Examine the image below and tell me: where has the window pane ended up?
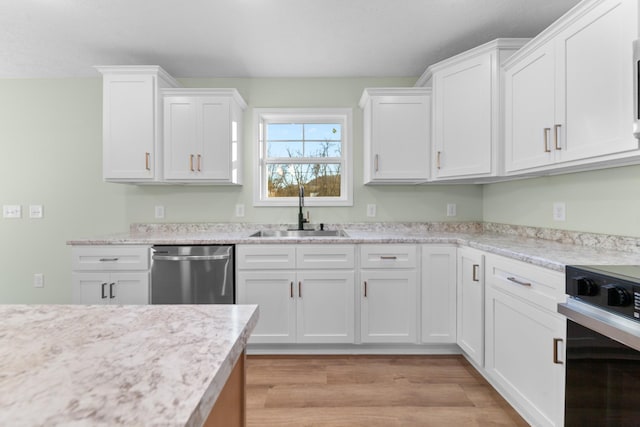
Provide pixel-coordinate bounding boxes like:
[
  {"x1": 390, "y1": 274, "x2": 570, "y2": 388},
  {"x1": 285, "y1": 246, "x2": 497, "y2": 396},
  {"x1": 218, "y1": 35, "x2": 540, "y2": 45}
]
[
  {"x1": 267, "y1": 141, "x2": 303, "y2": 157},
  {"x1": 267, "y1": 123, "x2": 303, "y2": 141},
  {"x1": 304, "y1": 123, "x2": 341, "y2": 141},
  {"x1": 304, "y1": 141, "x2": 342, "y2": 157},
  {"x1": 267, "y1": 163, "x2": 341, "y2": 197}
]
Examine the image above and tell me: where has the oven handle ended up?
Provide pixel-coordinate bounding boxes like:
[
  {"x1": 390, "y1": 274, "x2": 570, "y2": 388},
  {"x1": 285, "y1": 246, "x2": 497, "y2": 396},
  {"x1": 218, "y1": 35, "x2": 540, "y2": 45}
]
[
  {"x1": 558, "y1": 300, "x2": 640, "y2": 352},
  {"x1": 152, "y1": 254, "x2": 230, "y2": 261}
]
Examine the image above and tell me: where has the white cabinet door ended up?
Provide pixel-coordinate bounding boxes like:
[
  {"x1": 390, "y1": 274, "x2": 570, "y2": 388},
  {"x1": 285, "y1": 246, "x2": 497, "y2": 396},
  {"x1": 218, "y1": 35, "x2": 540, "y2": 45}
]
[
  {"x1": 421, "y1": 246, "x2": 457, "y2": 343},
  {"x1": 163, "y1": 90, "x2": 244, "y2": 183},
  {"x1": 73, "y1": 272, "x2": 149, "y2": 305},
  {"x1": 296, "y1": 270, "x2": 355, "y2": 344},
  {"x1": 360, "y1": 88, "x2": 431, "y2": 184},
  {"x1": 112, "y1": 272, "x2": 149, "y2": 304},
  {"x1": 200, "y1": 97, "x2": 232, "y2": 181},
  {"x1": 73, "y1": 272, "x2": 110, "y2": 304},
  {"x1": 504, "y1": 42, "x2": 556, "y2": 173},
  {"x1": 102, "y1": 74, "x2": 156, "y2": 181},
  {"x1": 237, "y1": 271, "x2": 296, "y2": 344},
  {"x1": 457, "y1": 247, "x2": 484, "y2": 366},
  {"x1": 557, "y1": 0, "x2": 638, "y2": 162},
  {"x1": 485, "y1": 286, "x2": 565, "y2": 427},
  {"x1": 163, "y1": 96, "x2": 198, "y2": 180},
  {"x1": 432, "y1": 55, "x2": 492, "y2": 178},
  {"x1": 360, "y1": 270, "x2": 418, "y2": 343}
]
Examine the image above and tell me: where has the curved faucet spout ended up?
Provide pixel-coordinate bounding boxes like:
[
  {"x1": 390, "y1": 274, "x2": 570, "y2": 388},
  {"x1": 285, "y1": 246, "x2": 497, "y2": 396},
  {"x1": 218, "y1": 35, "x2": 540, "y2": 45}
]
[{"x1": 298, "y1": 185, "x2": 306, "y2": 230}]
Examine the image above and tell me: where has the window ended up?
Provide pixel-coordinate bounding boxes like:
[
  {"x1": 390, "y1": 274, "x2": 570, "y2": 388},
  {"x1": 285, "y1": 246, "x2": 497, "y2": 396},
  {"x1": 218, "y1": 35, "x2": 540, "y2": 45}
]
[{"x1": 254, "y1": 108, "x2": 352, "y2": 206}]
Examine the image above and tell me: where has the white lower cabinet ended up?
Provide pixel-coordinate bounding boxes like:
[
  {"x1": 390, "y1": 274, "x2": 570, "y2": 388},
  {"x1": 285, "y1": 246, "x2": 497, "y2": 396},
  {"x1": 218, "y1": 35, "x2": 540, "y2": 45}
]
[
  {"x1": 73, "y1": 272, "x2": 149, "y2": 305},
  {"x1": 71, "y1": 245, "x2": 150, "y2": 304},
  {"x1": 360, "y1": 245, "x2": 418, "y2": 343},
  {"x1": 421, "y1": 246, "x2": 457, "y2": 343},
  {"x1": 456, "y1": 247, "x2": 485, "y2": 366},
  {"x1": 236, "y1": 245, "x2": 355, "y2": 344},
  {"x1": 484, "y1": 253, "x2": 566, "y2": 427}
]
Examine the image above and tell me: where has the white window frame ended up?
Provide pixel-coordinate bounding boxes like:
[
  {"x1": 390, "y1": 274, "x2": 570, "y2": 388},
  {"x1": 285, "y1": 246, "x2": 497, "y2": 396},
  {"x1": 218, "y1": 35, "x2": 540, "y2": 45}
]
[{"x1": 253, "y1": 108, "x2": 353, "y2": 207}]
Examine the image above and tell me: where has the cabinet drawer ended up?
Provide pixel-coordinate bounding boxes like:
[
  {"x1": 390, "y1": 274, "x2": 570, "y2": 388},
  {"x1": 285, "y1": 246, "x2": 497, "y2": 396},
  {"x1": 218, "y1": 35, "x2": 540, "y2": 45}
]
[
  {"x1": 236, "y1": 245, "x2": 296, "y2": 270},
  {"x1": 72, "y1": 246, "x2": 150, "y2": 271},
  {"x1": 360, "y1": 244, "x2": 417, "y2": 269},
  {"x1": 485, "y1": 254, "x2": 564, "y2": 312},
  {"x1": 296, "y1": 245, "x2": 355, "y2": 269}
]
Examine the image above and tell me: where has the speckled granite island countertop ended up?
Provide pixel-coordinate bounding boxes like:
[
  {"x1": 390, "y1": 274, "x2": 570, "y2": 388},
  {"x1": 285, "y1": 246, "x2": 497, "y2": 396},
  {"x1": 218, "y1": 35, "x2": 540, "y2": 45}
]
[{"x1": 0, "y1": 304, "x2": 258, "y2": 426}]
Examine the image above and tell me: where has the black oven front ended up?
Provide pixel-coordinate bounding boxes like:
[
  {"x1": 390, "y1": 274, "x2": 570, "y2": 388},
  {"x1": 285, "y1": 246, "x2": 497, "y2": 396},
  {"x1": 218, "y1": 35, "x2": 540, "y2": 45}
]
[{"x1": 561, "y1": 265, "x2": 640, "y2": 426}]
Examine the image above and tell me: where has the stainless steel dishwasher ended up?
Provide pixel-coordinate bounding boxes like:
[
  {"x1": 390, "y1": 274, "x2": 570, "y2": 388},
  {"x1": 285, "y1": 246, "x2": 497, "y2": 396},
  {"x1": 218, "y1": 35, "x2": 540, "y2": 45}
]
[{"x1": 150, "y1": 245, "x2": 234, "y2": 304}]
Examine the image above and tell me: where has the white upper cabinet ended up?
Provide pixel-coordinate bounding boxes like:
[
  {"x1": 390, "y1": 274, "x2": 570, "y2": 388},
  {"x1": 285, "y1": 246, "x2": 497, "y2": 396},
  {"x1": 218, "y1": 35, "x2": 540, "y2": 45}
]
[
  {"x1": 504, "y1": 0, "x2": 639, "y2": 175},
  {"x1": 163, "y1": 89, "x2": 246, "y2": 184},
  {"x1": 96, "y1": 66, "x2": 180, "y2": 182},
  {"x1": 360, "y1": 88, "x2": 431, "y2": 184},
  {"x1": 419, "y1": 39, "x2": 528, "y2": 181}
]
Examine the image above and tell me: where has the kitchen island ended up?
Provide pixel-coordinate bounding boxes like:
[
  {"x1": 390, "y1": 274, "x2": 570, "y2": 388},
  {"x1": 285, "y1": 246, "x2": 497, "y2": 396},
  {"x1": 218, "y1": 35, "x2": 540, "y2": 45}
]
[{"x1": 0, "y1": 304, "x2": 258, "y2": 426}]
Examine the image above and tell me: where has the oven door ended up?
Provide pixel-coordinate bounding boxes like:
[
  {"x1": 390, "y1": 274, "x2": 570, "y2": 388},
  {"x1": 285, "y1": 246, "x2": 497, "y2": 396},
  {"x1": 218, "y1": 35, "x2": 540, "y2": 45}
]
[{"x1": 559, "y1": 300, "x2": 640, "y2": 426}]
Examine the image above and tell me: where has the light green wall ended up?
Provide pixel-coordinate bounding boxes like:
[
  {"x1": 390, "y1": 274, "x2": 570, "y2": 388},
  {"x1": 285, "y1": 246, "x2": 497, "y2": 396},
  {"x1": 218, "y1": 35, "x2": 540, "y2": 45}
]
[
  {"x1": 482, "y1": 165, "x2": 640, "y2": 237},
  {"x1": 0, "y1": 77, "x2": 483, "y2": 304}
]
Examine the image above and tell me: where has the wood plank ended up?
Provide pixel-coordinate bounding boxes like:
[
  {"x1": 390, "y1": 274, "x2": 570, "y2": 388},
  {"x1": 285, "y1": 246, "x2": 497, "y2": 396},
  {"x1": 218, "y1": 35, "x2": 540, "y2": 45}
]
[{"x1": 204, "y1": 352, "x2": 245, "y2": 427}]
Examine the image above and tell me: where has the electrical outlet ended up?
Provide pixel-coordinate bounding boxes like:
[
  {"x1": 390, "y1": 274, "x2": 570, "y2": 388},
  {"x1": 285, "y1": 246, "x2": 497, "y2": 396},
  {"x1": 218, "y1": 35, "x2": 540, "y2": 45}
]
[
  {"x1": 3, "y1": 205, "x2": 21, "y2": 219},
  {"x1": 33, "y1": 273, "x2": 44, "y2": 288},
  {"x1": 235, "y1": 204, "x2": 245, "y2": 217},
  {"x1": 366, "y1": 204, "x2": 376, "y2": 217},
  {"x1": 553, "y1": 202, "x2": 566, "y2": 221},
  {"x1": 29, "y1": 205, "x2": 43, "y2": 219},
  {"x1": 446, "y1": 203, "x2": 457, "y2": 217},
  {"x1": 154, "y1": 206, "x2": 165, "y2": 219}
]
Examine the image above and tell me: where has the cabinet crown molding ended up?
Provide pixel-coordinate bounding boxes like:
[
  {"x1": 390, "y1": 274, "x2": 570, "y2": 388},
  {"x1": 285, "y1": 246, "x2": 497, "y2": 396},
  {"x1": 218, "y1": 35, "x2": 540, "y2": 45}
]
[
  {"x1": 94, "y1": 65, "x2": 181, "y2": 88},
  {"x1": 415, "y1": 38, "x2": 530, "y2": 87},
  {"x1": 358, "y1": 87, "x2": 431, "y2": 109},
  {"x1": 161, "y1": 88, "x2": 248, "y2": 110}
]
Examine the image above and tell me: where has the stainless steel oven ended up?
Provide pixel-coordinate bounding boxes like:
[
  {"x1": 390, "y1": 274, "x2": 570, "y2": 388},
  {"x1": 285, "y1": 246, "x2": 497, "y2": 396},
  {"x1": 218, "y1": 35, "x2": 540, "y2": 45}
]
[{"x1": 560, "y1": 266, "x2": 640, "y2": 426}]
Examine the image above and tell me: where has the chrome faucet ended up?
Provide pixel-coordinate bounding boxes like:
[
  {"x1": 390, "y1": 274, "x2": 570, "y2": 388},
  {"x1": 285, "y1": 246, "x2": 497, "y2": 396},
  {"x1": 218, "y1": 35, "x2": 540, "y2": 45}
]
[{"x1": 298, "y1": 185, "x2": 308, "y2": 230}]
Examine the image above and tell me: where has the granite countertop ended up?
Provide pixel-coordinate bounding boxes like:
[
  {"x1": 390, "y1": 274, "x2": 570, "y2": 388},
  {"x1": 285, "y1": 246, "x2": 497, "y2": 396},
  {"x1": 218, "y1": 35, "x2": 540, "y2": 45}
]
[
  {"x1": 0, "y1": 304, "x2": 258, "y2": 426},
  {"x1": 67, "y1": 222, "x2": 640, "y2": 273}
]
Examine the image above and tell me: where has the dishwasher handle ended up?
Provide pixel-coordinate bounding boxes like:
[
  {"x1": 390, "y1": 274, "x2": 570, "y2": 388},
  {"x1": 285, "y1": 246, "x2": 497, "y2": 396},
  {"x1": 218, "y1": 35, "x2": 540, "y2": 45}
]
[{"x1": 152, "y1": 254, "x2": 230, "y2": 261}]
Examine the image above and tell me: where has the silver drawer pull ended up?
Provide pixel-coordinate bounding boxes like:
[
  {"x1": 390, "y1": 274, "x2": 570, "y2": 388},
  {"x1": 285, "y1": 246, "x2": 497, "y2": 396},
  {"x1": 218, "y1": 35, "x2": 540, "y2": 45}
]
[
  {"x1": 507, "y1": 276, "x2": 532, "y2": 287},
  {"x1": 380, "y1": 256, "x2": 397, "y2": 260},
  {"x1": 99, "y1": 258, "x2": 119, "y2": 262}
]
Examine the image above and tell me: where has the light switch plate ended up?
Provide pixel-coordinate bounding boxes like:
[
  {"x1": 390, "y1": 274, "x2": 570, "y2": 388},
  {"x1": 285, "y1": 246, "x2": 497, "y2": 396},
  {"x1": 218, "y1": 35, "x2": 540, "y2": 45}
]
[
  {"x1": 29, "y1": 205, "x2": 43, "y2": 219},
  {"x1": 235, "y1": 204, "x2": 245, "y2": 217},
  {"x1": 553, "y1": 202, "x2": 566, "y2": 221},
  {"x1": 446, "y1": 203, "x2": 457, "y2": 217},
  {"x1": 33, "y1": 273, "x2": 44, "y2": 288},
  {"x1": 3, "y1": 205, "x2": 21, "y2": 219},
  {"x1": 154, "y1": 206, "x2": 165, "y2": 219},
  {"x1": 366, "y1": 204, "x2": 376, "y2": 217}
]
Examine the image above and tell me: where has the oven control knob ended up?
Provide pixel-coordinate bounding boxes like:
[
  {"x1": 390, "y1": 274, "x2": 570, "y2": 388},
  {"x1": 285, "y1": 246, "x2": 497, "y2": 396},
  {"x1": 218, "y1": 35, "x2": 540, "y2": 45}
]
[
  {"x1": 573, "y1": 277, "x2": 598, "y2": 296},
  {"x1": 604, "y1": 285, "x2": 631, "y2": 306}
]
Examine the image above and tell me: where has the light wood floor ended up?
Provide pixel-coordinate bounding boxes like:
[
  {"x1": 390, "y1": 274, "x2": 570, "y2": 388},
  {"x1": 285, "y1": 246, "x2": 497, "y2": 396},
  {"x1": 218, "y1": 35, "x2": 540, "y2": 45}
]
[{"x1": 245, "y1": 355, "x2": 529, "y2": 426}]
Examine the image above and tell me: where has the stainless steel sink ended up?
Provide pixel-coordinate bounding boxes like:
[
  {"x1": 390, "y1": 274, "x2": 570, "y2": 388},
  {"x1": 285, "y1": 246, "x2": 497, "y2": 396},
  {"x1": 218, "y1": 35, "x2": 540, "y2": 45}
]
[{"x1": 249, "y1": 229, "x2": 349, "y2": 238}]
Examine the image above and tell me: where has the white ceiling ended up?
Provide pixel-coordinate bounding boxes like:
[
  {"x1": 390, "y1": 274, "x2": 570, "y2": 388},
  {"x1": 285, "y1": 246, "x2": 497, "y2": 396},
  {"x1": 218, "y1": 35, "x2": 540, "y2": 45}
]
[{"x1": 1, "y1": 0, "x2": 582, "y2": 79}]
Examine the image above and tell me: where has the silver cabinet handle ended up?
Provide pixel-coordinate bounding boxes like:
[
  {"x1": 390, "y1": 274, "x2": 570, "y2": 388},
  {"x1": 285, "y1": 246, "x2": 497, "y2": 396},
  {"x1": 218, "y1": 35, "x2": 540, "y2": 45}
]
[
  {"x1": 507, "y1": 276, "x2": 532, "y2": 287},
  {"x1": 364, "y1": 281, "x2": 368, "y2": 297},
  {"x1": 290, "y1": 282, "x2": 294, "y2": 298},
  {"x1": 472, "y1": 264, "x2": 480, "y2": 282},
  {"x1": 101, "y1": 282, "x2": 107, "y2": 299},
  {"x1": 380, "y1": 256, "x2": 397, "y2": 260},
  {"x1": 544, "y1": 128, "x2": 551, "y2": 153},
  {"x1": 437, "y1": 151, "x2": 442, "y2": 169},
  {"x1": 109, "y1": 282, "x2": 116, "y2": 299},
  {"x1": 197, "y1": 154, "x2": 202, "y2": 172},
  {"x1": 298, "y1": 281, "x2": 302, "y2": 298},
  {"x1": 553, "y1": 338, "x2": 563, "y2": 364},
  {"x1": 374, "y1": 154, "x2": 379, "y2": 172},
  {"x1": 145, "y1": 152, "x2": 151, "y2": 171},
  {"x1": 99, "y1": 258, "x2": 119, "y2": 262},
  {"x1": 189, "y1": 154, "x2": 195, "y2": 172},
  {"x1": 554, "y1": 124, "x2": 562, "y2": 150}
]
